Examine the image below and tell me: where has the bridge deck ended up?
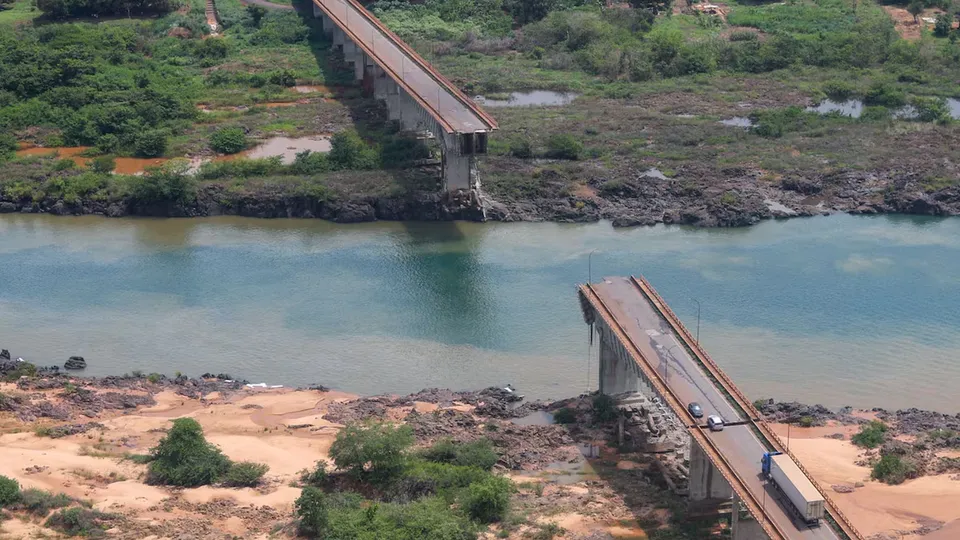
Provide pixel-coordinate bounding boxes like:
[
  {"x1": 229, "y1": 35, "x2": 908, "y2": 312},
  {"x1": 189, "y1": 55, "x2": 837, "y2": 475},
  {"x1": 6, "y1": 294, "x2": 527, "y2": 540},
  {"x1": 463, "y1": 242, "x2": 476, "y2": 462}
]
[
  {"x1": 588, "y1": 277, "x2": 843, "y2": 540},
  {"x1": 313, "y1": 0, "x2": 497, "y2": 135}
]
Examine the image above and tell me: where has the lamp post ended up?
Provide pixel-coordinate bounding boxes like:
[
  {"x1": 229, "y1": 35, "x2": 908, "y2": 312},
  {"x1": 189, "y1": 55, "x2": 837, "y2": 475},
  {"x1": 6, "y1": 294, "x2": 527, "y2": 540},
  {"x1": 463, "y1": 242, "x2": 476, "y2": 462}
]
[{"x1": 691, "y1": 298, "x2": 701, "y2": 344}]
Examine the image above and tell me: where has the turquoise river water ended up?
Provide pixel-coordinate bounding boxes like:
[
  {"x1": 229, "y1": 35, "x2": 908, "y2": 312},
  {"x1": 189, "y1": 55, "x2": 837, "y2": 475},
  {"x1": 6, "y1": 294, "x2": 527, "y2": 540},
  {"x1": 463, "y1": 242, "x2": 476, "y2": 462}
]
[{"x1": 1, "y1": 213, "x2": 958, "y2": 412}]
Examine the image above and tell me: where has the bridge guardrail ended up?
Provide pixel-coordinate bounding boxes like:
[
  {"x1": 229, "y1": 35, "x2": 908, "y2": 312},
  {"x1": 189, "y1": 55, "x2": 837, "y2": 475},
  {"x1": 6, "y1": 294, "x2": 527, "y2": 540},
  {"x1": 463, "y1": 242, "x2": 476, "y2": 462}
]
[
  {"x1": 630, "y1": 276, "x2": 864, "y2": 540},
  {"x1": 579, "y1": 284, "x2": 788, "y2": 540}
]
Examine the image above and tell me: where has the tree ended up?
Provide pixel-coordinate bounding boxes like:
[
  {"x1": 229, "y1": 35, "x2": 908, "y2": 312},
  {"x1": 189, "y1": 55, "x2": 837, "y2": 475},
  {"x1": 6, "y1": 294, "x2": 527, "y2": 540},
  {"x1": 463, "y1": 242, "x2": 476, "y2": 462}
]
[
  {"x1": 329, "y1": 421, "x2": 414, "y2": 482},
  {"x1": 935, "y1": 12, "x2": 952, "y2": 36},
  {"x1": 146, "y1": 418, "x2": 231, "y2": 487},
  {"x1": 295, "y1": 487, "x2": 329, "y2": 537},
  {"x1": 246, "y1": 4, "x2": 266, "y2": 27},
  {"x1": 465, "y1": 476, "x2": 512, "y2": 523},
  {"x1": 907, "y1": 0, "x2": 924, "y2": 24}
]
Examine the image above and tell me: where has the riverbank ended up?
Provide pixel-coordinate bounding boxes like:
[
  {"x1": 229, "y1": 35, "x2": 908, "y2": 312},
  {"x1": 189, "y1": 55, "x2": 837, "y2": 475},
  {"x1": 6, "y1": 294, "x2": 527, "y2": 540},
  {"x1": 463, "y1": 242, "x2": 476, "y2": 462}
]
[
  {"x1": 3, "y1": 157, "x2": 960, "y2": 227},
  {"x1": 0, "y1": 351, "x2": 958, "y2": 538}
]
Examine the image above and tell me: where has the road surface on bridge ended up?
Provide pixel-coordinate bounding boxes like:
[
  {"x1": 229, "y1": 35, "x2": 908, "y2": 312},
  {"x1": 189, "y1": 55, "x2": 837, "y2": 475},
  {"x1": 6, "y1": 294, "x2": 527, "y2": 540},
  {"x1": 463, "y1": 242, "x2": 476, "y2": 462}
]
[
  {"x1": 590, "y1": 277, "x2": 842, "y2": 540},
  {"x1": 312, "y1": 0, "x2": 497, "y2": 134}
]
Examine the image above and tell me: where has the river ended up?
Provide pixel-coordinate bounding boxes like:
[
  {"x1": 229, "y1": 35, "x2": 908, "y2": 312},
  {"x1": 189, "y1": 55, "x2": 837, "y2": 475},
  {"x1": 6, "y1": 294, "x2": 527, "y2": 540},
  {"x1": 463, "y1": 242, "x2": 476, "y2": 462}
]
[{"x1": 1, "y1": 213, "x2": 959, "y2": 412}]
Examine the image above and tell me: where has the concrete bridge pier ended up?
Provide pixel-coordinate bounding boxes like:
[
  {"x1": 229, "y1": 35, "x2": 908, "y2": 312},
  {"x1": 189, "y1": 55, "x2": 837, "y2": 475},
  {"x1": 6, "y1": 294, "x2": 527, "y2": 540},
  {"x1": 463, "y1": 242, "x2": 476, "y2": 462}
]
[
  {"x1": 688, "y1": 443, "x2": 732, "y2": 501},
  {"x1": 731, "y1": 493, "x2": 768, "y2": 540}
]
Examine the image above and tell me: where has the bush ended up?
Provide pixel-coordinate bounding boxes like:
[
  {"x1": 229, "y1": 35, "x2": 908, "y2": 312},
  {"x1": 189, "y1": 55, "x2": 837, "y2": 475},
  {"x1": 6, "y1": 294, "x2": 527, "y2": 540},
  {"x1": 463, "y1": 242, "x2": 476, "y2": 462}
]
[
  {"x1": 45, "y1": 508, "x2": 114, "y2": 537},
  {"x1": 419, "y1": 438, "x2": 498, "y2": 470},
  {"x1": 134, "y1": 130, "x2": 168, "y2": 158},
  {"x1": 146, "y1": 418, "x2": 232, "y2": 487},
  {"x1": 934, "y1": 13, "x2": 952, "y2": 37},
  {"x1": 16, "y1": 489, "x2": 72, "y2": 516},
  {"x1": 296, "y1": 486, "x2": 329, "y2": 537},
  {"x1": 552, "y1": 408, "x2": 577, "y2": 424},
  {"x1": 852, "y1": 420, "x2": 888, "y2": 449},
  {"x1": 871, "y1": 454, "x2": 916, "y2": 484},
  {"x1": 864, "y1": 82, "x2": 906, "y2": 108},
  {"x1": 209, "y1": 127, "x2": 248, "y2": 154},
  {"x1": 544, "y1": 134, "x2": 582, "y2": 160},
  {"x1": 592, "y1": 393, "x2": 618, "y2": 423},
  {"x1": 822, "y1": 80, "x2": 857, "y2": 100},
  {"x1": 329, "y1": 129, "x2": 377, "y2": 170},
  {"x1": 291, "y1": 150, "x2": 331, "y2": 174},
  {"x1": 300, "y1": 460, "x2": 328, "y2": 486},
  {"x1": 89, "y1": 156, "x2": 116, "y2": 174},
  {"x1": 729, "y1": 30, "x2": 758, "y2": 42},
  {"x1": 222, "y1": 461, "x2": 268, "y2": 487},
  {"x1": 329, "y1": 421, "x2": 414, "y2": 482},
  {"x1": 130, "y1": 162, "x2": 195, "y2": 206},
  {"x1": 0, "y1": 475, "x2": 20, "y2": 506},
  {"x1": 509, "y1": 137, "x2": 533, "y2": 158},
  {"x1": 465, "y1": 475, "x2": 512, "y2": 523},
  {"x1": 911, "y1": 96, "x2": 951, "y2": 124},
  {"x1": 798, "y1": 416, "x2": 814, "y2": 428}
]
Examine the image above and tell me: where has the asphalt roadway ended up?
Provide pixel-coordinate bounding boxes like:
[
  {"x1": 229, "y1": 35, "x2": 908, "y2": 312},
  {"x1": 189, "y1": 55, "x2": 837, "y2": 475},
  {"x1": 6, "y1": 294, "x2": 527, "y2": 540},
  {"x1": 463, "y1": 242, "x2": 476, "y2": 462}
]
[
  {"x1": 313, "y1": 0, "x2": 492, "y2": 133},
  {"x1": 591, "y1": 277, "x2": 841, "y2": 540}
]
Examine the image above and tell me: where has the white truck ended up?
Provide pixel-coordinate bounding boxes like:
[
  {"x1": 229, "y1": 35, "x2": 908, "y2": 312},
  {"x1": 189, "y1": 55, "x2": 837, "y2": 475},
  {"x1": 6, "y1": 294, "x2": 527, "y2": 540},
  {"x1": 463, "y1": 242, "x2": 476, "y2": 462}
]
[{"x1": 761, "y1": 452, "x2": 825, "y2": 525}]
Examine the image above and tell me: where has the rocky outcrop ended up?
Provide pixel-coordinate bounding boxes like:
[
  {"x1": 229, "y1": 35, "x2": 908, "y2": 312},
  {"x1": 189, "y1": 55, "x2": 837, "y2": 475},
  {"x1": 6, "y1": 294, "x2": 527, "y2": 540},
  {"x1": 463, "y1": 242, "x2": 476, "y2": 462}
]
[{"x1": 64, "y1": 356, "x2": 86, "y2": 370}]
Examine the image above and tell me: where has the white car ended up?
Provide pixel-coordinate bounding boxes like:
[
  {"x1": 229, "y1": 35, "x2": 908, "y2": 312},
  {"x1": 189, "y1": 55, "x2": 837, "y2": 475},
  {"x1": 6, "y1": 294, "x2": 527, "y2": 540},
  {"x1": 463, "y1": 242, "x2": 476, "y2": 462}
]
[{"x1": 707, "y1": 415, "x2": 725, "y2": 431}]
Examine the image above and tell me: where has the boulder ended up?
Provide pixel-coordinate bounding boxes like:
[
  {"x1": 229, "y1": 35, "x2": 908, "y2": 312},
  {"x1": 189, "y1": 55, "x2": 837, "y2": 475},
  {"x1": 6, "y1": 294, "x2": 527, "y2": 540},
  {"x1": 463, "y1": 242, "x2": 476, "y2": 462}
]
[
  {"x1": 64, "y1": 356, "x2": 87, "y2": 370},
  {"x1": 0, "y1": 349, "x2": 9, "y2": 360}
]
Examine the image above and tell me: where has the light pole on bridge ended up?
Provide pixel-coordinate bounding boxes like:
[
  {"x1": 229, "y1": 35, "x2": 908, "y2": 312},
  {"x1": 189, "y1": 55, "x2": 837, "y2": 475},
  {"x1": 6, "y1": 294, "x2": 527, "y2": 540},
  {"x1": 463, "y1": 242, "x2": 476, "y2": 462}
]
[{"x1": 691, "y1": 298, "x2": 701, "y2": 345}]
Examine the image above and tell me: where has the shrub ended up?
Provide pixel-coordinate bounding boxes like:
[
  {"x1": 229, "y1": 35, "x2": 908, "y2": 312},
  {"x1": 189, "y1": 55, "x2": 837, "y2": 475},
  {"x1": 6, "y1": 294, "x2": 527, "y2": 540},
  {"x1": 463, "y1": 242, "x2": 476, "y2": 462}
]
[
  {"x1": 544, "y1": 134, "x2": 582, "y2": 160},
  {"x1": 146, "y1": 418, "x2": 232, "y2": 487},
  {"x1": 329, "y1": 129, "x2": 377, "y2": 170},
  {"x1": 871, "y1": 454, "x2": 916, "y2": 484},
  {"x1": 509, "y1": 137, "x2": 533, "y2": 158},
  {"x1": 864, "y1": 82, "x2": 906, "y2": 108},
  {"x1": 2, "y1": 362, "x2": 37, "y2": 382},
  {"x1": 798, "y1": 416, "x2": 814, "y2": 428},
  {"x1": 45, "y1": 508, "x2": 114, "y2": 537},
  {"x1": 453, "y1": 439, "x2": 498, "y2": 470},
  {"x1": 300, "y1": 460, "x2": 328, "y2": 486},
  {"x1": 552, "y1": 408, "x2": 577, "y2": 424},
  {"x1": 911, "y1": 96, "x2": 951, "y2": 124},
  {"x1": 54, "y1": 159, "x2": 76, "y2": 171},
  {"x1": 329, "y1": 421, "x2": 414, "y2": 482},
  {"x1": 89, "y1": 156, "x2": 116, "y2": 174},
  {"x1": 209, "y1": 127, "x2": 248, "y2": 154},
  {"x1": 420, "y1": 438, "x2": 458, "y2": 464},
  {"x1": 16, "y1": 489, "x2": 72, "y2": 516},
  {"x1": 295, "y1": 486, "x2": 329, "y2": 537},
  {"x1": 130, "y1": 162, "x2": 195, "y2": 205},
  {"x1": 134, "y1": 130, "x2": 168, "y2": 158},
  {"x1": 860, "y1": 105, "x2": 891, "y2": 122},
  {"x1": 935, "y1": 13, "x2": 952, "y2": 37},
  {"x1": 0, "y1": 475, "x2": 20, "y2": 506},
  {"x1": 822, "y1": 80, "x2": 857, "y2": 100},
  {"x1": 465, "y1": 475, "x2": 512, "y2": 523},
  {"x1": 146, "y1": 373, "x2": 162, "y2": 384},
  {"x1": 222, "y1": 461, "x2": 268, "y2": 487},
  {"x1": 592, "y1": 393, "x2": 618, "y2": 423},
  {"x1": 729, "y1": 30, "x2": 758, "y2": 42},
  {"x1": 852, "y1": 421, "x2": 888, "y2": 449},
  {"x1": 403, "y1": 460, "x2": 490, "y2": 495}
]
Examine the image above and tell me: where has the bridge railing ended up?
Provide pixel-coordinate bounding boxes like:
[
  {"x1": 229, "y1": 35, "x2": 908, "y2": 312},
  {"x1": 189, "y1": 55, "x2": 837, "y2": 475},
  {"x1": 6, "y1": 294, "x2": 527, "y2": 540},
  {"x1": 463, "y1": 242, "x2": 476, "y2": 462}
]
[
  {"x1": 579, "y1": 284, "x2": 789, "y2": 540},
  {"x1": 630, "y1": 275, "x2": 864, "y2": 540}
]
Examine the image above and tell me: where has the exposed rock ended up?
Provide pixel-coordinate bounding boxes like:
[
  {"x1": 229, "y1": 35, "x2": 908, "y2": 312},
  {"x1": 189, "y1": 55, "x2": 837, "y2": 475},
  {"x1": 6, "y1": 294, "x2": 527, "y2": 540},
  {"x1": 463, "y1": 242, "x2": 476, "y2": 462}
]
[
  {"x1": 0, "y1": 349, "x2": 9, "y2": 360},
  {"x1": 64, "y1": 356, "x2": 87, "y2": 370},
  {"x1": 831, "y1": 484, "x2": 855, "y2": 493},
  {"x1": 0, "y1": 202, "x2": 17, "y2": 214}
]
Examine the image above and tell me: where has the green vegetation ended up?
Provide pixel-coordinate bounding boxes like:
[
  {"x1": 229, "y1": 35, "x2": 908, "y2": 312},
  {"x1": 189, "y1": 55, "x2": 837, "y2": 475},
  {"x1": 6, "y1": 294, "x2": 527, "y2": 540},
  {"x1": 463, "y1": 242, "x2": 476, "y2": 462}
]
[
  {"x1": 552, "y1": 407, "x2": 577, "y2": 424},
  {"x1": 871, "y1": 453, "x2": 917, "y2": 484},
  {"x1": 592, "y1": 393, "x2": 618, "y2": 423},
  {"x1": 0, "y1": 475, "x2": 20, "y2": 506},
  {"x1": 300, "y1": 460, "x2": 328, "y2": 486},
  {"x1": 146, "y1": 417, "x2": 269, "y2": 488},
  {"x1": 210, "y1": 127, "x2": 249, "y2": 154},
  {"x1": 45, "y1": 507, "x2": 115, "y2": 538},
  {"x1": 147, "y1": 418, "x2": 232, "y2": 487},
  {"x1": 37, "y1": 0, "x2": 178, "y2": 18},
  {"x1": 222, "y1": 461, "x2": 270, "y2": 487},
  {"x1": 798, "y1": 416, "x2": 815, "y2": 428},
  {"x1": 852, "y1": 420, "x2": 889, "y2": 449},
  {"x1": 16, "y1": 489, "x2": 73, "y2": 516},
  {"x1": 329, "y1": 421, "x2": 415, "y2": 483},
  {"x1": 296, "y1": 420, "x2": 515, "y2": 538}
]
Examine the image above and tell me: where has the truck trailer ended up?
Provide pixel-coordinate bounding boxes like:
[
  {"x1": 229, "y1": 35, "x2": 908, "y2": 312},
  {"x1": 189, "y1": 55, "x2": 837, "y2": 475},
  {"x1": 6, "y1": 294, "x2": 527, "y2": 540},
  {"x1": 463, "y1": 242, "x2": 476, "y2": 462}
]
[{"x1": 761, "y1": 452, "x2": 825, "y2": 525}]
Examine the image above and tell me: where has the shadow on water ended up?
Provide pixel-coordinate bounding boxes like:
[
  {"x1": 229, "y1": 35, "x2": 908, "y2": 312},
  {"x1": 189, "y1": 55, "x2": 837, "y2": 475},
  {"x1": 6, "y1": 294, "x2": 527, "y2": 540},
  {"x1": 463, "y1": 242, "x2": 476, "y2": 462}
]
[{"x1": 389, "y1": 221, "x2": 499, "y2": 347}]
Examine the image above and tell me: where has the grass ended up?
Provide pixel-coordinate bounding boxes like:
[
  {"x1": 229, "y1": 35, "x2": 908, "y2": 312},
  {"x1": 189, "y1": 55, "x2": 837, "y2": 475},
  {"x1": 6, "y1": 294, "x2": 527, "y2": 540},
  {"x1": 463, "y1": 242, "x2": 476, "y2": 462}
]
[{"x1": 0, "y1": 0, "x2": 40, "y2": 26}]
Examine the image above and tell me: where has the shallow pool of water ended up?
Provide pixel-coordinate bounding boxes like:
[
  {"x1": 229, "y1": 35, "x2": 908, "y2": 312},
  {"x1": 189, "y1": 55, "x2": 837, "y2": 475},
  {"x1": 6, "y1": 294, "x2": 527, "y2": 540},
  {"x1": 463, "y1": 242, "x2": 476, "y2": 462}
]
[
  {"x1": 475, "y1": 91, "x2": 578, "y2": 107},
  {"x1": 719, "y1": 117, "x2": 753, "y2": 128},
  {"x1": 237, "y1": 136, "x2": 332, "y2": 164}
]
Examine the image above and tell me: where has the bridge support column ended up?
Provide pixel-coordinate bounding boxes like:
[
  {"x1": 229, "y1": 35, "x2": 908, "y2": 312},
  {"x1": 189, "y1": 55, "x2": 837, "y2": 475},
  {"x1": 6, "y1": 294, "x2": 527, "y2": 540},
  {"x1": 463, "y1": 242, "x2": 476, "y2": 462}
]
[
  {"x1": 332, "y1": 26, "x2": 345, "y2": 47},
  {"x1": 688, "y1": 443, "x2": 732, "y2": 501},
  {"x1": 731, "y1": 494, "x2": 768, "y2": 540}
]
